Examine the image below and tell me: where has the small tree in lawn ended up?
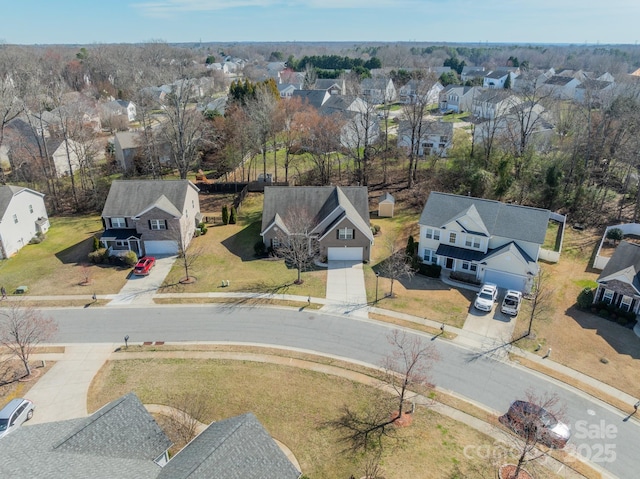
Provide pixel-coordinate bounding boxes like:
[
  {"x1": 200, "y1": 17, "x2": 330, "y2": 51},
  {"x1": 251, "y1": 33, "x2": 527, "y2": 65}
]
[
  {"x1": 174, "y1": 224, "x2": 203, "y2": 284},
  {"x1": 0, "y1": 303, "x2": 58, "y2": 377},
  {"x1": 331, "y1": 330, "x2": 437, "y2": 452},
  {"x1": 221, "y1": 205, "x2": 229, "y2": 225},
  {"x1": 165, "y1": 391, "x2": 209, "y2": 447},
  {"x1": 523, "y1": 268, "x2": 554, "y2": 338},
  {"x1": 274, "y1": 207, "x2": 319, "y2": 285},
  {"x1": 229, "y1": 206, "x2": 237, "y2": 224},
  {"x1": 379, "y1": 240, "x2": 415, "y2": 297},
  {"x1": 606, "y1": 227, "x2": 623, "y2": 245}
]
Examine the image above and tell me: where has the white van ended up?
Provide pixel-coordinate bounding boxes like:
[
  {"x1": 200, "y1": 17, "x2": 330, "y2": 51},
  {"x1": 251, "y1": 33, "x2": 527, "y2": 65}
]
[{"x1": 0, "y1": 398, "x2": 35, "y2": 439}]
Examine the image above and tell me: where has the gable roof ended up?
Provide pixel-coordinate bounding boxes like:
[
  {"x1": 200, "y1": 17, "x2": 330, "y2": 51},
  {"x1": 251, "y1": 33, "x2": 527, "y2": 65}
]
[
  {"x1": 261, "y1": 186, "x2": 373, "y2": 242},
  {"x1": 379, "y1": 192, "x2": 395, "y2": 204},
  {"x1": 0, "y1": 185, "x2": 40, "y2": 217},
  {"x1": 485, "y1": 70, "x2": 508, "y2": 80},
  {"x1": 291, "y1": 89, "x2": 330, "y2": 109},
  {"x1": 597, "y1": 241, "x2": 640, "y2": 294},
  {"x1": 115, "y1": 131, "x2": 141, "y2": 150},
  {"x1": 0, "y1": 393, "x2": 171, "y2": 479},
  {"x1": 420, "y1": 192, "x2": 550, "y2": 245},
  {"x1": 544, "y1": 75, "x2": 578, "y2": 86},
  {"x1": 101, "y1": 180, "x2": 199, "y2": 218},
  {"x1": 158, "y1": 413, "x2": 300, "y2": 479}
]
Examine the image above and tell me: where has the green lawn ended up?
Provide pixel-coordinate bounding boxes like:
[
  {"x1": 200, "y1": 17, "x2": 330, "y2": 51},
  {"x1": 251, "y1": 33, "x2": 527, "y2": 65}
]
[
  {"x1": 0, "y1": 216, "x2": 128, "y2": 296},
  {"x1": 87, "y1": 357, "x2": 562, "y2": 479},
  {"x1": 161, "y1": 193, "x2": 327, "y2": 298}
]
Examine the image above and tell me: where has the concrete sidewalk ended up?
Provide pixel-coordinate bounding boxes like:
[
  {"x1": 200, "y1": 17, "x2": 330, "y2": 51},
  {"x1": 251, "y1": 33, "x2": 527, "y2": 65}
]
[{"x1": 26, "y1": 343, "x2": 115, "y2": 424}]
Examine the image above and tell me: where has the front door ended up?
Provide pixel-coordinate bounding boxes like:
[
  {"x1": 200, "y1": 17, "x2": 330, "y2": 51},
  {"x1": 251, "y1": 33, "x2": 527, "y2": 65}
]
[{"x1": 445, "y1": 257, "x2": 454, "y2": 269}]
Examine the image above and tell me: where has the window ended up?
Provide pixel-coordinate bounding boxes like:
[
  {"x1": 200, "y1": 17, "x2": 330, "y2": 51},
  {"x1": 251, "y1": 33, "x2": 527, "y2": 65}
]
[
  {"x1": 423, "y1": 249, "x2": 436, "y2": 264},
  {"x1": 272, "y1": 238, "x2": 280, "y2": 248},
  {"x1": 602, "y1": 289, "x2": 614, "y2": 304},
  {"x1": 13, "y1": 214, "x2": 18, "y2": 224},
  {"x1": 28, "y1": 204, "x2": 33, "y2": 214},
  {"x1": 115, "y1": 240, "x2": 127, "y2": 247},
  {"x1": 465, "y1": 236, "x2": 481, "y2": 249},
  {"x1": 150, "y1": 219, "x2": 167, "y2": 230},
  {"x1": 620, "y1": 296, "x2": 632, "y2": 312},
  {"x1": 461, "y1": 261, "x2": 477, "y2": 272},
  {"x1": 449, "y1": 232, "x2": 457, "y2": 244},
  {"x1": 111, "y1": 217, "x2": 126, "y2": 228},
  {"x1": 338, "y1": 228, "x2": 354, "y2": 240},
  {"x1": 425, "y1": 228, "x2": 440, "y2": 240}
]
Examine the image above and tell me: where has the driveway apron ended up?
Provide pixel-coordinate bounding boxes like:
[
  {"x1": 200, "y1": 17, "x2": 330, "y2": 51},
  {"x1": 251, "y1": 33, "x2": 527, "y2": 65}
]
[
  {"x1": 25, "y1": 343, "x2": 115, "y2": 424},
  {"x1": 107, "y1": 255, "x2": 177, "y2": 306},
  {"x1": 459, "y1": 307, "x2": 517, "y2": 358},
  {"x1": 321, "y1": 261, "x2": 369, "y2": 318}
]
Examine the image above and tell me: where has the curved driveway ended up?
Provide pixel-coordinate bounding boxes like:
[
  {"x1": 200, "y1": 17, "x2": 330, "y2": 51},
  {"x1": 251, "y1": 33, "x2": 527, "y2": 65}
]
[{"x1": 45, "y1": 304, "x2": 632, "y2": 478}]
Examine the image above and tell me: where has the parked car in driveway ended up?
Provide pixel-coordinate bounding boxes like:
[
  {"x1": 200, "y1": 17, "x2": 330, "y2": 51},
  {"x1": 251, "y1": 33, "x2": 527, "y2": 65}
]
[
  {"x1": 501, "y1": 290, "x2": 523, "y2": 316},
  {"x1": 474, "y1": 283, "x2": 498, "y2": 312},
  {"x1": 133, "y1": 256, "x2": 156, "y2": 275},
  {"x1": 499, "y1": 400, "x2": 571, "y2": 449},
  {"x1": 0, "y1": 398, "x2": 35, "y2": 439}
]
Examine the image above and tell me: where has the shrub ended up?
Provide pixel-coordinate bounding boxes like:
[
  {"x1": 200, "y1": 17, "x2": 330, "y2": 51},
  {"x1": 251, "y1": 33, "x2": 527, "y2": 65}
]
[
  {"x1": 122, "y1": 250, "x2": 138, "y2": 267},
  {"x1": 606, "y1": 227, "x2": 624, "y2": 244},
  {"x1": 198, "y1": 222, "x2": 208, "y2": 235},
  {"x1": 254, "y1": 240, "x2": 266, "y2": 256},
  {"x1": 88, "y1": 248, "x2": 108, "y2": 264},
  {"x1": 419, "y1": 263, "x2": 442, "y2": 278},
  {"x1": 576, "y1": 287, "x2": 594, "y2": 309},
  {"x1": 229, "y1": 206, "x2": 237, "y2": 224},
  {"x1": 92, "y1": 236, "x2": 100, "y2": 251},
  {"x1": 370, "y1": 224, "x2": 381, "y2": 235},
  {"x1": 221, "y1": 205, "x2": 229, "y2": 225}
]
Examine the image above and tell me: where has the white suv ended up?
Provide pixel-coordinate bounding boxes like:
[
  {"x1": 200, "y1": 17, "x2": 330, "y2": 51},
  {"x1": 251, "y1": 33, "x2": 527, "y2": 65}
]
[
  {"x1": 474, "y1": 283, "x2": 498, "y2": 312},
  {"x1": 0, "y1": 398, "x2": 35, "y2": 439}
]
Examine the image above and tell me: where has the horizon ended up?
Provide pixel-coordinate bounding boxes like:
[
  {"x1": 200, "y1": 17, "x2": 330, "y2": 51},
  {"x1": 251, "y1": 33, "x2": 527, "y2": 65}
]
[{"x1": 1, "y1": 1, "x2": 639, "y2": 46}]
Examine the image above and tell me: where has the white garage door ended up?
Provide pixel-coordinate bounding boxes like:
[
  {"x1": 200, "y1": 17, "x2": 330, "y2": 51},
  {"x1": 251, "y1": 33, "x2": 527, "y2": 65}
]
[
  {"x1": 327, "y1": 247, "x2": 363, "y2": 261},
  {"x1": 144, "y1": 240, "x2": 178, "y2": 256},
  {"x1": 483, "y1": 269, "x2": 526, "y2": 292}
]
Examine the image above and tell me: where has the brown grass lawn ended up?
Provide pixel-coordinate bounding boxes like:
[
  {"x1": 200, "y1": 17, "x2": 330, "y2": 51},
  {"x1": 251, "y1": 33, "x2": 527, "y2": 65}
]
[
  {"x1": 0, "y1": 216, "x2": 129, "y2": 296},
  {"x1": 88, "y1": 358, "x2": 562, "y2": 479},
  {"x1": 160, "y1": 193, "x2": 327, "y2": 299},
  {"x1": 511, "y1": 226, "x2": 640, "y2": 399}
]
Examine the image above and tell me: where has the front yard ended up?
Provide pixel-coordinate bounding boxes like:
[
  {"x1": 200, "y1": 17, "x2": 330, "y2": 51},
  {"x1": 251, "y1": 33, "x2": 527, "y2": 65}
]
[{"x1": 0, "y1": 216, "x2": 128, "y2": 296}]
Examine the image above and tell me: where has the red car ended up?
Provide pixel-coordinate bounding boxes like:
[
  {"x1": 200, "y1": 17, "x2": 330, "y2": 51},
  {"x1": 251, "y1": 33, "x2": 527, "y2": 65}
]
[{"x1": 133, "y1": 257, "x2": 156, "y2": 275}]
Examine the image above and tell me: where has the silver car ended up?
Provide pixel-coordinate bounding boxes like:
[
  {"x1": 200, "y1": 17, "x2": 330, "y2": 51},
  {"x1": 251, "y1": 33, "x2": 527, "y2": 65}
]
[{"x1": 0, "y1": 398, "x2": 35, "y2": 439}]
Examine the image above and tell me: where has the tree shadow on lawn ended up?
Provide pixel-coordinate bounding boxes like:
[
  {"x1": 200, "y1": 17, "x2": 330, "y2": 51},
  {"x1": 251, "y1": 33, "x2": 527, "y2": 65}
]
[
  {"x1": 395, "y1": 272, "x2": 473, "y2": 295},
  {"x1": 565, "y1": 305, "x2": 640, "y2": 360},
  {"x1": 54, "y1": 237, "x2": 95, "y2": 264},
  {"x1": 220, "y1": 221, "x2": 263, "y2": 262}
]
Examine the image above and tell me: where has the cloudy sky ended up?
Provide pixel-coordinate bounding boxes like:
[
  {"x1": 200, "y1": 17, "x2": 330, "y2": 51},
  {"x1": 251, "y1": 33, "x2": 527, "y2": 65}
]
[{"x1": 2, "y1": 0, "x2": 638, "y2": 45}]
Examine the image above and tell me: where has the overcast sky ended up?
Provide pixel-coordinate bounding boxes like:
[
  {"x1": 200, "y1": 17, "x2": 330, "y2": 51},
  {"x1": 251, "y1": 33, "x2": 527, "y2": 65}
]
[{"x1": 2, "y1": 0, "x2": 638, "y2": 45}]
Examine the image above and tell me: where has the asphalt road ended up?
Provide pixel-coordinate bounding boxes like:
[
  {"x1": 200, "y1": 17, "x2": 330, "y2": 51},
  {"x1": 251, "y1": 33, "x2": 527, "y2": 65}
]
[{"x1": 46, "y1": 304, "x2": 634, "y2": 478}]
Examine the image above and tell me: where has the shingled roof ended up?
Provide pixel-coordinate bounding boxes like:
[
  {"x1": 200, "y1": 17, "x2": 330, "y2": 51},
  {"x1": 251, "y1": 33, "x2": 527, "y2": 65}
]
[
  {"x1": 596, "y1": 241, "x2": 640, "y2": 295},
  {"x1": 101, "y1": 180, "x2": 199, "y2": 218},
  {"x1": 419, "y1": 192, "x2": 550, "y2": 245},
  {"x1": 158, "y1": 413, "x2": 300, "y2": 479}
]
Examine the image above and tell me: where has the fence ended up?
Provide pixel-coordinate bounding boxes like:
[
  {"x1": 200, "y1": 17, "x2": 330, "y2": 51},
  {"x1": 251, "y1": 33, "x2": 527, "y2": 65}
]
[
  {"x1": 539, "y1": 212, "x2": 566, "y2": 263},
  {"x1": 593, "y1": 223, "x2": 640, "y2": 270}
]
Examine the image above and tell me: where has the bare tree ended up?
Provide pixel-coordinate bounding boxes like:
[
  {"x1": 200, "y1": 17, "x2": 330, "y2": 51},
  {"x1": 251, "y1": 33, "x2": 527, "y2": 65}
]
[
  {"x1": 246, "y1": 84, "x2": 279, "y2": 181},
  {"x1": 523, "y1": 268, "x2": 554, "y2": 338},
  {"x1": 164, "y1": 391, "x2": 208, "y2": 446},
  {"x1": 0, "y1": 56, "x2": 24, "y2": 184},
  {"x1": 174, "y1": 222, "x2": 203, "y2": 284},
  {"x1": 0, "y1": 303, "x2": 58, "y2": 377},
  {"x1": 303, "y1": 109, "x2": 343, "y2": 185},
  {"x1": 378, "y1": 241, "x2": 415, "y2": 297},
  {"x1": 273, "y1": 207, "x2": 319, "y2": 284},
  {"x1": 331, "y1": 330, "x2": 437, "y2": 451}
]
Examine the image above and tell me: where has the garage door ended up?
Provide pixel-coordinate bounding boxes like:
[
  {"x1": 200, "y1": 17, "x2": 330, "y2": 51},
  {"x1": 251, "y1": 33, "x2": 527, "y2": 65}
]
[
  {"x1": 483, "y1": 269, "x2": 526, "y2": 292},
  {"x1": 327, "y1": 247, "x2": 363, "y2": 261},
  {"x1": 144, "y1": 240, "x2": 178, "y2": 256}
]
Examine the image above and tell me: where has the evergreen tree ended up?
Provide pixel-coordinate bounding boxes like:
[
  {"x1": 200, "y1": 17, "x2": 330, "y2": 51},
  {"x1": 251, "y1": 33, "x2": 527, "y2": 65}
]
[{"x1": 222, "y1": 205, "x2": 229, "y2": 225}]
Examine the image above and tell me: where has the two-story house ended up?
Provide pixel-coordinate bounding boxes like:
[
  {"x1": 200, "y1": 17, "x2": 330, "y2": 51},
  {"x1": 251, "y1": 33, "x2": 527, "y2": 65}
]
[
  {"x1": 100, "y1": 180, "x2": 201, "y2": 257},
  {"x1": 397, "y1": 120, "x2": 454, "y2": 157},
  {"x1": 439, "y1": 86, "x2": 481, "y2": 113},
  {"x1": 418, "y1": 192, "x2": 551, "y2": 292},
  {"x1": 0, "y1": 185, "x2": 49, "y2": 259}
]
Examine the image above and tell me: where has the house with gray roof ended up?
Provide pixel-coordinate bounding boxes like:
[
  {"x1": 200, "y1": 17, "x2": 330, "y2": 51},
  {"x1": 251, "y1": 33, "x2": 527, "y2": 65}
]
[
  {"x1": 483, "y1": 70, "x2": 516, "y2": 89},
  {"x1": 113, "y1": 131, "x2": 171, "y2": 172},
  {"x1": 261, "y1": 186, "x2": 373, "y2": 261},
  {"x1": 418, "y1": 192, "x2": 552, "y2": 292},
  {"x1": 158, "y1": 412, "x2": 300, "y2": 479},
  {"x1": 397, "y1": 120, "x2": 454, "y2": 157},
  {"x1": 594, "y1": 241, "x2": 640, "y2": 315},
  {"x1": 0, "y1": 185, "x2": 49, "y2": 259},
  {"x1": 541, "y1": 75, "x2": 581, "y2": 99},
  {"x1": 314, "y1": 78, "x2": 346, "y2": 95},
  {"x1": 439, "y1": 85, "x2": 481, "y2": 113},
  {"x1": 100, "y1": 180, "x2": 201, "y2": 257},
  {"x1": 360, "y1": 77, "x2": 397, "y2": 104},
  {"x1": 0, "y1": 393, "x2": 301, "y2": 479}
]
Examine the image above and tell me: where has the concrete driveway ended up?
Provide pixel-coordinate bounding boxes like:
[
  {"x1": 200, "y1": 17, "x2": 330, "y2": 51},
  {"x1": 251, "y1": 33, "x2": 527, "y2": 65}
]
[
  {"x1": 460, "y1": 292, "x2": 518, "y2": 357},
  {"x1": 107, "y1": 255, "x2": 177, "y2": 306},
  {"x1": 320, "y1": 261, "x2": 369, "y2": 318}
]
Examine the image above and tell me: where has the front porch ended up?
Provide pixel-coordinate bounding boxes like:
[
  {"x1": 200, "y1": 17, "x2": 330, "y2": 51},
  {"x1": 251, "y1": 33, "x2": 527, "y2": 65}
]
[{"x1": 100, "y1": 229, "x2": 142, "y2": 257}]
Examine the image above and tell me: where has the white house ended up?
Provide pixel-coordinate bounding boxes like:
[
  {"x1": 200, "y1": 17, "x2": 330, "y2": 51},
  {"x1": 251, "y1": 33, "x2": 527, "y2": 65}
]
[
  {"x1": 0, "y1": 185, "x2": 49, "y2": 259},
  {"x1": 397, "y1": 120, "x2": 454, "y2": 157},
  {"x1": 418, "y1": 192, "x2": 551, "y2": 293}
]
